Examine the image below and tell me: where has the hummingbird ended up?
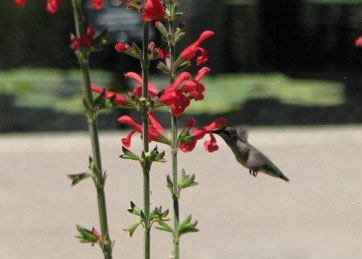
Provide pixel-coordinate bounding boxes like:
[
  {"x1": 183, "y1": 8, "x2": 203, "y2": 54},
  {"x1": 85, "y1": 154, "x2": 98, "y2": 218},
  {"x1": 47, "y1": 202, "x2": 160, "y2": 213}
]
[{"x1": 212, "y1": 126, "x2": 289, "y2": 182}]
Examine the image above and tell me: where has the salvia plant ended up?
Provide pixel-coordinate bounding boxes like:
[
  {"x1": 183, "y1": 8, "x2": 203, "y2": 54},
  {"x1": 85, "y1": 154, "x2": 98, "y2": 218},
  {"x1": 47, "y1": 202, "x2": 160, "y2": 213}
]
[{"x1": 15, "y1": 0, "x2": 289, "y2": 258}]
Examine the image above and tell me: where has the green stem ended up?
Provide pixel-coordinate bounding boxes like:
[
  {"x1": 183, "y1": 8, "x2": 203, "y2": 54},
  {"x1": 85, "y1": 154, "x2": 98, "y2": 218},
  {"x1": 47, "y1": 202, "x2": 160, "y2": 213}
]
[
  {"x1": 168, "y1": 18, "x2": 180, "y2": 259},
  {"x1": 171, "y1": 115, "x2": 180, "y2": 259},
  {"x1": 141, "y1": 21, "x2": 151, "y2": 259},
  {"x1": 71, "y1": 1, "x2": 112, "y2": 258}
]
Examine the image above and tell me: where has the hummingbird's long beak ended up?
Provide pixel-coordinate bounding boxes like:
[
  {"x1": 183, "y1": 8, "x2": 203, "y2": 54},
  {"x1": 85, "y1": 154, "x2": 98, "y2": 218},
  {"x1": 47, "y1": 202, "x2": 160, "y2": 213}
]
[{"x1": 210, "y1": 127, "x2": 225, "y2": 134}]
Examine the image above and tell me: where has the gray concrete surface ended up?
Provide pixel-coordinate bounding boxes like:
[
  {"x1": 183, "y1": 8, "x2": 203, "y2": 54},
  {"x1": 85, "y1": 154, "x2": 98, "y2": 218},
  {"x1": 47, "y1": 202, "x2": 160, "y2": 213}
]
[{"x1": 1, "y1": 126, "x2": 362, "y2": 259}]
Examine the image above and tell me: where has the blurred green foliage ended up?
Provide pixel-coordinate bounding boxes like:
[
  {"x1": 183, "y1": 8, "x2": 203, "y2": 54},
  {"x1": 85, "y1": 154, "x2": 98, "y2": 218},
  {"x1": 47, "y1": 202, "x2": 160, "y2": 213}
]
[{"x1": 0, "y1": 68, "x2": 344, "y2": 115}]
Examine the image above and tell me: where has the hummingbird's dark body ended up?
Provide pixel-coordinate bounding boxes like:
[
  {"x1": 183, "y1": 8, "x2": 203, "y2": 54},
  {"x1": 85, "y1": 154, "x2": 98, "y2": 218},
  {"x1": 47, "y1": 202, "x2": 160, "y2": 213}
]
[{"x1": 212, "y1": 126, "x2": 289, "y2": 182}]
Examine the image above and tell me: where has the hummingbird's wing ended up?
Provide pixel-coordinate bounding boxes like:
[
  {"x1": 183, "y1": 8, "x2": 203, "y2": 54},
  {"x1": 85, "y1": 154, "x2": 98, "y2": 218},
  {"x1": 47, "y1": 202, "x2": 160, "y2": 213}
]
[
  {"x1": 246, "y1": 146, "x2": 289, "y2": 182},
  {"x1": 235, "y1": 125, "x2": 248, "y2": 142},
  {"x1": 245, "y1": 147, "x2": 270, "y2": 170}
]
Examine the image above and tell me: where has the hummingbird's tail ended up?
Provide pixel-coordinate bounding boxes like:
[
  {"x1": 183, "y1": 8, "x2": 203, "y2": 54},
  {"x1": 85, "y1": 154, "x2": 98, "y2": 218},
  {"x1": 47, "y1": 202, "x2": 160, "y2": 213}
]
[{"x1": 264, "y1": 163, "x2": 289, "y2": 182}]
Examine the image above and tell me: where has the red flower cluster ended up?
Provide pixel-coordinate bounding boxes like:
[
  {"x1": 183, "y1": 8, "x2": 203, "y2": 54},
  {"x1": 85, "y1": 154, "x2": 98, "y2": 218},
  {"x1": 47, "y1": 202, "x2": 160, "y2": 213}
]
[
  {"x1": 180, "y1": 118, "x2": 227, "y2": 153},
  {"x1": 91, "y1": 84, "x2": 127, "y2": 105},
  {"x1": 71, "y1": 27, "x2": 95, "y2": 51},
  {"x1": 118, "y1": 113, "x2": 166, "y2": 147},
  {"x1": 142, "y1": 0, "x2": 165, "y2": 21},
  {"x1": 181, "y1": 31, "x2": 214, "y2": 66},
  {"x1": 14, "y1": 0, "x2": 102, "y2": 12},
  {"x1": 160, "y1": 67, "x2": 210, "y2": 116}
]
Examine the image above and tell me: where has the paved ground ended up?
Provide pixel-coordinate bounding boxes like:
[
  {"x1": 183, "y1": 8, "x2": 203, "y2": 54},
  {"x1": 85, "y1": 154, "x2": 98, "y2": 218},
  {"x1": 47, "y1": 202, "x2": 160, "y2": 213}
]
[{"x1": 1, "y1": 126, "x2": 362, "y2": 259}]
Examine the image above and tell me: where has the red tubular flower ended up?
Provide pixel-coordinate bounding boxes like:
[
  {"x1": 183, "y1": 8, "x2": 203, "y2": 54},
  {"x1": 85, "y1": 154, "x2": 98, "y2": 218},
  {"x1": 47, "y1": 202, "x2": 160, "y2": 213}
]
[
  {"x1": 14, "y1": 0, "x2": 26, "y2": 7},
  {"x1": 142, "y1": 0, "x2": 165, "y2": 21},
  {"x1": 187, "y1": 118, "x2": 227, "y2": 152},
  {"x1": 181, "y1": 67, "x2": 210, "y2": 101},
  {"x1": 196, "y1": 48, "x2": 209, "y2": 66},
  {"x1": 179, "y1": 139, "x2": 197, "y2": 152},
  {"x1": 157, "y1": 48, "x2": 167, "y2": 59},
  {"x1": 179, "y1": 118, "x2": 227, "y2": 153},
  {"x1": 179, "y1": 118, "x2": 197, "y2": 152},
  {"x1": 91, "y1": 228, "x2": 104, "y2": 242},
  {"x1": 161, "y1": 72, "x2": 192, "y2": 116},
  {"x1": 46, "y1": 0, "x2": 60, "y2": 13},
  {"x1": 181, "y1": 30, "x2": 214, "y2": 62},
  {"x1": 118, "y1": 113, "x2": 166, "y2": 147},
  {"x1": 124, "y1": 72, "x2": 158, "y2": 97},
  {"x1": 204, "y1": 133, "x2": 219, "y2": 152},
  {"x1": 92, "y1": 0, "x2": 102, "y2": 10},
  {"x1": 355, "y1": 36, "x2": 362, "y2": 48},
  {"x1": 91, "y1": 84, "x2": 127, "y2": 105},
  {"x1": 71, "y1": 27, "x2": 95, "y2": 50},
  {"x1": 115, "y1": 42, "x2": 129, "y2": 52}
]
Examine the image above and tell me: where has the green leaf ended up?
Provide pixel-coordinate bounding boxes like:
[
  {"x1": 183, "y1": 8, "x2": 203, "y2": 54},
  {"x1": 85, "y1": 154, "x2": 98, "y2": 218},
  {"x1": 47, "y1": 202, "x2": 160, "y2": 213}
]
[
  {"x1": 175, "y1": 60, "x2": 191, "y2": 74},
  {"x1": 88, "y1": 156, "x2": 101, "y2": 176},
  {"x1": 67, "y1": 172, "x2": 91, "y2": 187},
  {"x1": 167, "y1": 175, "x2": 173, "y2": 189},
  {"x1": 128, "y1": 201, "x2": 142, "y2": 216},
  {"x1": 124, "y1": 221, "x2": 142, "y2": 237},
  {"x1": 76, "y1": 225, "x2": 98, "y2": 244},
  {"x1": 93, "y1": 92, "x2": 106, "y2": 109},
  {"x1": 155, "y1": 221, "x2": 174, "y2": 233},
  {"x1": 155, "y1": 21, "x2": 168, "y2": 38},
  {"x1": 157, "y1": 61, "x2": 171, "y2": 75},
  {"x1": 178, "y1": 215, "x2": 199, "y2": 236},
  {"x1": 120, "y1": 146, "x2": 140, "y2": 161},
  {"x1": 178, "y1": 169, "x2": 198, "y2": 190},
  {"x1": 82, "y1": 98, "x2": 94, "y2": 120},
  {"x1": 150, "y1": 146, "x2": 167, "y2": 163}
]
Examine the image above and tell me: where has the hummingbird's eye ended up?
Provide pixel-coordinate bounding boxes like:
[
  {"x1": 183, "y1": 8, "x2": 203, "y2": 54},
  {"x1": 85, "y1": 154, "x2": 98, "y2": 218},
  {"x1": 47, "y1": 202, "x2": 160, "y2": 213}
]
[{"x1": 226, "y1": 129, "x2": 234, "y2": 135}]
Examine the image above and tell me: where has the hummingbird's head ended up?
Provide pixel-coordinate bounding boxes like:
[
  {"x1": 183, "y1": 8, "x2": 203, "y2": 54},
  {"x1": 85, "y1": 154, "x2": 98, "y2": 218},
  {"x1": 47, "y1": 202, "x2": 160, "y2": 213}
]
[{"x1": 211, "y1": 126, "x2": 248, "y2": 144}]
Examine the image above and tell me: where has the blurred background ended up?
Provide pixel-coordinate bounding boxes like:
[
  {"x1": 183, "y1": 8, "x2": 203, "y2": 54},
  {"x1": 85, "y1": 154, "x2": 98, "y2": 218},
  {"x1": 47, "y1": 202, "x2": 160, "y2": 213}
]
[{"x1": 1, "y1": 0, "x2": 362, "y2": 131}]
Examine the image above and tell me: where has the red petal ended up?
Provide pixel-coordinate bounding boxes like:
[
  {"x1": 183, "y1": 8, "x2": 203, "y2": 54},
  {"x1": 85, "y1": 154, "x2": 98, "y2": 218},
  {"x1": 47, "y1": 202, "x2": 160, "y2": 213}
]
[
  {"x1": 204, "y1": 118, "x2": 227, "y2": 131},
  {"x1": 355, "y1": 36, "x2": 362, "y2": 48},
  {"x1": 204, "y1": 133, "x2": 219, "y2": 152},
  {"x1": 185, "y1": 118, "x2": 196, "y2": 128},
  {"x1": 171, "y1": 93, "x2": 190, "y2": 116},
  {"x1": 196, "y1": 48, "x2": 209, "y2": 66},
  {"x1": 91, "y1": 84, "x2": 126, "y2": 105},
  {"x1": 179, "y1": 139, "x2": 197, "y2": 152},
  {"x1": 92, "y1": 0, "x2": 102, "y2": 9},
  {"x1": 181, "y1": 31, "x2": 214, "y2": 60},
  {"x1": 86, "y1": 27, "x2": 96, "y2": 39},
  {"x1": 46, "y1": 0, "x2": 60, "y2": 13},
  {"x1": 115, "y1": 42, "x2": 128, "y2": 52},
  {"x1": 91, "y1": 228, "x2": 102, "y2": 239},
  {"x1": 149, "y1": 112, "x2": 163, "y2": 134},
  {"x1": 192, "y1": 128, "x2": 207, "y2": 140},
  {"x1": 142, "y1": 0, "x2": 165, "y2": 21},
  {"x1": 126, "y1": 72, "x2": 158, "y2": 96},
  {"x1": 14, "y1": 0, "x2": 26, "y2": 7},
  {"x1": 125, "y1": 72, "x2": 143, "y2": 84},
  {"x1": 122, "y1": 130, "x2": 138, "y2": 148},
  {"x1": 159, "y1": 90, "x2": 178, "y2": 105},
  {"x1": 195, "y1": 67, "x2": 211, "y2": 82},
  {"x1": 172, "y1": 72, "x2": 192, "y2": 89},
  {"x1": 118, "y1": 116, "x2": 142, "y2": 131}
]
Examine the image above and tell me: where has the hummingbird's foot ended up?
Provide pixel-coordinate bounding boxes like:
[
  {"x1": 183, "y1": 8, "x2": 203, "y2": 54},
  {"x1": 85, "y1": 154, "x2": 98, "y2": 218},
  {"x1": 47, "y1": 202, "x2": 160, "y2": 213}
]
[{"x1": 249, "y1": 170, "x2": 258, "y2": 177}]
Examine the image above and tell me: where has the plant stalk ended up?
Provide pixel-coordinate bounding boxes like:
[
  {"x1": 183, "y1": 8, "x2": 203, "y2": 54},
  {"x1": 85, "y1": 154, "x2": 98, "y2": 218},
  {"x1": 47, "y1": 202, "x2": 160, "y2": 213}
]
[
  {"x1": 71, "y1": 1, "x2": 112, "y2": 258},
  {"x1": 141, "y1": 21, "x2": 151, "y2": 259},
  {"x1": 168, "y1": 18, "x2": 180, "y2": 259}
]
